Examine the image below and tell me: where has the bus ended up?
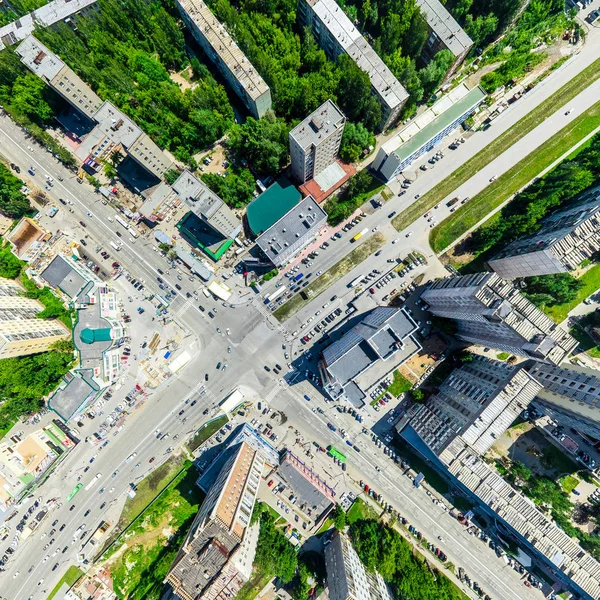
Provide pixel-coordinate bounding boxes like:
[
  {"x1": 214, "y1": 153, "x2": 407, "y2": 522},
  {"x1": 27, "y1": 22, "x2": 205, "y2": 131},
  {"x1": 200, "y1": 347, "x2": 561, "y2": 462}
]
[
  {"x1": 128, "y1": 227, "x2": 139, "y2": 239},
  {"x1": 348, "y1": 274, "x2": 364, "y2": 288},
  {"x1": 327, "y1": 445, "x2": 346, "y2": 463},
  {"x1": 67, "y1": 483, "x2": 83, "y2": 502},
  {"x1": 264, "y1": 286, "x2": 286, "y2": 304},
  {"x1": 352, "y1": 228, "x2": 368, "y2": 242},
  {"x1": 115, "y1": 215, "x2": 129, "y2": 229}
]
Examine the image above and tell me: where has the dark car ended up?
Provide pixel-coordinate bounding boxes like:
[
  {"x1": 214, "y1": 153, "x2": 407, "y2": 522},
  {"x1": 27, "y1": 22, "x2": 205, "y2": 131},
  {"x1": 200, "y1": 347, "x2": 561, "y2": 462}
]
[
  {"x1": 84, "y1": 509, "x2": 91, "y2": 517},
  {"x1": 79, "y1": 221, "x2": 87, "y2": 228},
  {"x1": 100, "y1": 502, "x2": 106, "y2": 510},
  {"x1": 203, "y1": 407, "x2": 209, "y2": 414},
  {"x1": 205, "y1": 374, "x2": 209, "y2": 381},
  {"x1": 275, "y1": 363, "x2": 282, "y2": 370},
  {"x1": 175, "y1": 284, "x2": 182, "y2": 290},
  {"x1": 59, "y1": 198, "x2": 67, "y2": 205},
  {"x1": 116, "y1": 231, "x2": 122, "y2": 237},
  {"x1": 216, "y1": 362, "x2": 222, "y2": 370},
  {"x1": 264, "y1": 366, "x2": 271, "y2": 372},
  {"x1": 198, "y1": 305, "x2": 205, "y2": 312},
  {"x1": 178, "y1": 409, "x2": 185, "y2": 416},
  {"x1": 208, "y1": 311, "x2": 215, "y2": 319},
  {"x1": 59, "y1": 524, "x2": 66, "y2": 532},
  {"x1": 190, "y1": 400, "x2": 197, "y2": 407}
]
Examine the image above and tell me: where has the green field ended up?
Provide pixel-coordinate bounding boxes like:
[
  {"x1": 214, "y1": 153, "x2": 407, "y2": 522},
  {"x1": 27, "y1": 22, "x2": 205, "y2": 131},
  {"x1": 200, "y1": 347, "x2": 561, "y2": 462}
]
[
  {"x1": 273, "y1": 233, "x2": 386, "y2": 321},
  {"x1": 391, "y1": 55, "x2": 600, "y2": 234},
  {"x1": 570, "y1": 326, "x2": 600, "y2": 358},
  {"x1": 430, "y1": 99, "x2": 600, "y2": 253},
  {"x1": 347, "y1": 497, "x2": 381, "y2": 523},
  {"x1": 187, "y1": 414, "x2": 229, "y2": 452},
  {"x1": 47, "y1": 566, "x2": 84, "y2": 600}
]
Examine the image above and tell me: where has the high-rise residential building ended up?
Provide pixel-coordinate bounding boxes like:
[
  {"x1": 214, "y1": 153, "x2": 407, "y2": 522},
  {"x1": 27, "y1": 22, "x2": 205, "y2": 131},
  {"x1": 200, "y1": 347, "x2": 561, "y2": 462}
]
[
  {"x1": 298, "y1": 0, "x2": 408, "y2": 131},
  {"x1": 0, "y1": 277, "x2": 69, "y2": 359},
  {"x1": 399, "y1": 357, "x2": 541, "y2": 462},
  {"x1": 16, "y1": 36, "x2": 174, "y2": 180},
  {"x1": 174, "y1": 0, "x2": 272, "y2": 119},
  {"x1": 289, "y1": 100, "x2": 346, "y2": 184},
  {"x1": 372, "y1": 84, "x2": 485, "y2": 182},
  {"x1": 528, "y1": 361, "x2": 600, "y2": 440},
  {"x1": 416, "y1": 0, "x2": 473, "y2": 80},
  {"x1": 173, "y1": 170, "x2": 242, "y2": 240},
  {"x1": 421, "y1": 273, "x2": 577, "y2": 365},
  {"x1": 325, "y1": 530, "x2": 393, "y2": 600},
  {"x1": 489, "y1": 185, "x2": 600, "y2": 278},
  {"x1": 165, "y1": 441, "x2": 264, "y2": 600}
]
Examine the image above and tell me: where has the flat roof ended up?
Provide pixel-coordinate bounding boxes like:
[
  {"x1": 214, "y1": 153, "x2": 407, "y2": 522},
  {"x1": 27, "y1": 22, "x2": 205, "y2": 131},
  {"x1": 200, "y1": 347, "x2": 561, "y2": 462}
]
[
  {"x1": 289, "y1": 100, "x2": 345, "y2": 151},
  {"x1": 175, "y1": 0, "x2": 269, "y2": 100},
  {"x1": 93, "y1": 101, "x2": 142, "y2": 148},
  {"x1": 40, "y1": 255, "x2": 87, "y2": 299},
  {"x1": 416, "y1": 0, "x2": 473, "y2": 57},
  {"x1": 15, "y1": 36, "x2": 64, "y2": 80},
  {"x1": 48, "y1": 372, "x2": 97, "y2": 421},
  {"x1": 246, "y1": 180, "x2": 302, "y2": 236},
  {"x1": 381, "y1": 85, "x2": 485, "y2": 163}
]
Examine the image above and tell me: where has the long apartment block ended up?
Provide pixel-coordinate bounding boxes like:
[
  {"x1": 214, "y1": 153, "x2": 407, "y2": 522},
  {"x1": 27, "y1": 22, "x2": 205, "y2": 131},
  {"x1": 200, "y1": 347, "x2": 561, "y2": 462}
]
[
  {"x1": 298, "y1": 0, "x2": 408, "y2": 131},
  {"x1": 422, "y1": 272, "x2": 577, "y2": 365},
  {"x1": 489, "y1": 184, "x2": 600, "y2": 278},
  {"x1": 175, "y1": 0, "x2": 272, "y2": 119},
  {"x1": 16, "y1": 36, "x2": 174, "y2": 180}
]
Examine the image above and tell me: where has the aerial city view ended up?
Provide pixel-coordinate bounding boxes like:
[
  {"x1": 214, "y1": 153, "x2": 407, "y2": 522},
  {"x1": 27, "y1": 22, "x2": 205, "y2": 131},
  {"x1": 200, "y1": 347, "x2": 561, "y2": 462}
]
[{"x1": 3, "y1": 0, "x2": 600, "y2": 598}]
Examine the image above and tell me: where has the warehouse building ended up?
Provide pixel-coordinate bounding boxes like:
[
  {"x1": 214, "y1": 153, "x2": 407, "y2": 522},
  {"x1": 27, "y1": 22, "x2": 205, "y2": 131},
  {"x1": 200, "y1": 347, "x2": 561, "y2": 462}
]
[
  {"x1": 489, "y1": 185, "x2": 600, "y2": 278},
  {"x1": 175, "y1": 0, "x2": 272, "y2": 119},
  {"x1": 372, "y1": 84, "x2": 485, "y2": 182},
  {"x1": 298, "y1": 0, "x2": 408, "y2": 131}
]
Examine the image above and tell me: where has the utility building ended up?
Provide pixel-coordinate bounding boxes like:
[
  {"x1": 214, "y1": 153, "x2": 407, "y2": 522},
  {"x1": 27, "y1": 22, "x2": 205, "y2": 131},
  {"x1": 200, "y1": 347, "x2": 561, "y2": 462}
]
[
  {"x1": 489, "y1": 185, "x2": 600, "y2": 278},
  {"x1": 421, "y1": 272, "x2": 577, "y2": 365},
  {"x1": 175, "y1": 0, "x2": 272, "y2": 119},
  {"x1": 289, "y1": 100, "x2": 346, "y2": 184},
  {"x1": 298, "y1": 0, "x2": 408, "y2": 131}
]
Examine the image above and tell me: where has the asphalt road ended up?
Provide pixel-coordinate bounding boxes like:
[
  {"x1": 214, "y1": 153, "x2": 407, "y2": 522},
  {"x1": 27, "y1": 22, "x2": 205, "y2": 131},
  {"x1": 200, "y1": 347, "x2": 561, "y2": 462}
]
[{"x1": 2, "y1": 35, "x2": 600, "y2": 596}]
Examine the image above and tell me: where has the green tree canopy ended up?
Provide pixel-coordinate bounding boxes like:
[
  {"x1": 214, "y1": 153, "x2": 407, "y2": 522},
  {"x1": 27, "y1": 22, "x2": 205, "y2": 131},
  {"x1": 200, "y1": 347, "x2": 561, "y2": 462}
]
[{"x1": 523, "y1": 273, "x2": 583, "y2": 307}]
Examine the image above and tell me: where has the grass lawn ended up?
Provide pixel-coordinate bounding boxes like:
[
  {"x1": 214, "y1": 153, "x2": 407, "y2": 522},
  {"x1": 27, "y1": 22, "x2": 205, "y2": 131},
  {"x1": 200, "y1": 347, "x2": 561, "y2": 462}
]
[
  {"x1": 316, "y1": 517, "x2": 334, "y2": 535},
  {"x1": 543, "y1": 263, "x2": 600, "y2": 323},
  {"x1": 387, "y1": 370, "x2": 414, "y2": 396},
  {"x1": 347, "y1": 497, "x2": 380, "y2": 523},
  {"x1": 0, "y1": 418, "x2": 16, "y2": 442},
  {"x1": 391, "y1": 55, "x2": 600, "y2": 234},
  {"x1": 430, "y1": 99, "x2": 600, "y2": 253},
  {"x1": 570, "y1": 326, "x2": 600, "y2": 358},
  {"x1": 496, "y1": 352, "x2": 510, "y2": 361},
  {"x1": 560, "y1": 474, "x2": 580, "y2": 494},
  {"x1": 237, "y1": 569, "x2": 273, "y2": 600},
  {"x1": 47, "y1": 566, "x2": 84, "y2": 600},
  {"x1": 274, "y1": 233, "x2": 386, "y2": 321},
  {"x1": 541, "y1": 444, "x2": 579, "y2": 476},
  {"x1": 187, "y1": 414, "x2": 229, "y2": 452}
]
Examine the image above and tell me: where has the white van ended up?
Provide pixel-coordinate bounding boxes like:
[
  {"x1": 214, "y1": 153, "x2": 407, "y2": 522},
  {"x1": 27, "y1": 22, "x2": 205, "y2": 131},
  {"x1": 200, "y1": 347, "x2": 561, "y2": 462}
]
[
  {"x1": 202, "y1": 288, "x2": 210, "y2": 298},
  {"x1": 110, "y1": 241, "x2": 121, "y2": 251},
  {"x1": 107, "y1": 216, "x2": 114, "y2": 223}
]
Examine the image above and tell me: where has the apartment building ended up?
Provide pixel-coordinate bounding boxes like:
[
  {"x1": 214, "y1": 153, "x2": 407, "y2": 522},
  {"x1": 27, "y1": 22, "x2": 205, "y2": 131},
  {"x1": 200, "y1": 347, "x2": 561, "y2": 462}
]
[
  {"x1": 0, "y1": 277, "x2": 69, "y2": 359},
  {"x1": 421, "y1": 272, "x2": 577, "y2": 365},
  {"x1": 325, "y1": 530, "x2": 392, "y2": 600},
  {"x1": 400, "y1": 357, "x2": 541, "y2": 462},
  {"x1": 173, "y1": 169, "x2": 242, "y2": 240},
  {"x1": 373, "y1": 84, "x2": 485, "y2": 181},
  {"x1": 489, "y1": 185, "x2": 600, "y2": 278},
  {"x1": 255, "y1": 195, "x2": 327, "y2": 266},
  {"x1": 175, "y1": 0, "x2": 272, "y2": 119},
  {"x1": 165, "y1": 441, "x2": 264, "y2": 600},
  {"x1": 416, "y1": 0, "x2": 473, "y2": 79},
  {"x1": 298, "y1": 0, "x2": 408, "y2": 131},
  {"x1": 289, "y1": 100, "x2": 346, "y2": 184},
  {"x1": 528, "y1": 361, "x2": 600, "y2": 440},
  {"x1": 16, "y1": 36, "x2": 174, "y2": 180},
  {"x1": 322, "y1": 307, "x2": 420, "y2": 407}
]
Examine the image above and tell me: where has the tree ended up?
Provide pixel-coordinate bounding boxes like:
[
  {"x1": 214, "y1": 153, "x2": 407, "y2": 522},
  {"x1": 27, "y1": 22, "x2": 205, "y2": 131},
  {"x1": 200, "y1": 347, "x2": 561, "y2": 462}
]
[
  {"x1": 102, "y1": 160, "x2": 117, "y2": 180},
  {"x1": 418, "y1": 50, "x2": 455, "y2": 98},
  {"x1": 158, "y1": 242, "x2": 172, "y2": 253},
  {"x1": 0, "y1": 164, "x2": 31, "y2": 218},
  {"x1": 201, "y1": 169, "x2": 256, "y2": 208},
  {"x1": 510, "y1": 461, "x2": 531, "y2": 483},
  {"x1": 332, "y1": 504, "x2": 347, "y2": 530},
  {"x1": 0, "y1": 242, "x2": 24, "y2": 279},
  {"x1": 164, "y1": 169, "x2": 180, "y2": 185},
  {"x1": 291, "y1": 563, "x2": 311, "y2": 600},
  {"x1": 411, "y1": 389, "x2": 426, "y2": 403},
  {"x1": 10, "y1": 74, "x2": 53, "y2": 123},
  {"x1": 523, "y1": 273, "x2": 583, "y2": 306},
  {"x1": 339, "y1": 122, "x2": 375, "y2": 163}
]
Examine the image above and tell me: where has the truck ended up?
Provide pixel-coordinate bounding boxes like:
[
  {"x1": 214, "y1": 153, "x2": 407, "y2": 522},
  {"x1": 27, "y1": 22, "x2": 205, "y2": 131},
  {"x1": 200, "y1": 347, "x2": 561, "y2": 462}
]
[
  {"x1": 348, "y1": 274, "x2": 364, "y2": 288},
  {"x1": 46, "y1": 207, "x2": 58, "y2": 218},
  {"x1": 352, "y1": 228, "x2": 369, "y2": 242},
  {"x1": 264, "y1": 286, "x2": 286, "y2": 304},
  {"x1": 110, "y1": 241, "x2": 121, "y2": 251},
  {"x1": 207, "y1": 281, "x2": 232, "y2": 301},
  {"x1": 115, "y1": 215, "x2": 129, "y2": 229}
]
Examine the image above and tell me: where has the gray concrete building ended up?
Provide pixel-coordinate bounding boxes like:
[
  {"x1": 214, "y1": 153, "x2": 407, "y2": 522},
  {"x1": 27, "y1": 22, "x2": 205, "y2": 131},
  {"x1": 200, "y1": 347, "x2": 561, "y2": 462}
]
[
  {"x1": 175, "y1": 0, "x2": 272, "y2": 119},
  {"x1": 289, "y1": 100, "x2": 346, "y2": 184},
  {"x1": 325, "y1": 530, "x2": 393, "y2": 600},
  {"x1": 298, "y1": 0, "x2": 408, "y2": 131},
  {"x1": 489, "y1": 185, "x2": 600, "y2": 278},
  {"x1": 321, "y1": 307, "x2": 420, "y2": 407},
  {"x1": 401, "y1": 357, "x2": 541, "y2": 462},
  {"x1": 255, "y1": 195, "x2": 327, "y2": 266},
  {"x1": 528, "y1": 361, "x2": 600, "y2": 440},
  {"x1": 422, "y1": 272, "x2": 577, "y2": 365},
  {"x1": 416, "y1": 0, "x2": 473, "y2": 79},
  {"x1": 173, "y1": 170, "x2": 242, "y2": 240},
  {"x1": 0, "y1": 0, "x2": 97, "y2": 51}
]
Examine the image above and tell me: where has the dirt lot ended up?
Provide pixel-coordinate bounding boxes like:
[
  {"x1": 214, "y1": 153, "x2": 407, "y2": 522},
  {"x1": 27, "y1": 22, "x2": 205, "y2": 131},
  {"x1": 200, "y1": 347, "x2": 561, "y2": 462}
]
[
  {"x1": 401, "y1": 334, "x2": 448, "y2": 381},
  {"x1": 195, "y1": 144, "x2": 228, "y2": 175}
]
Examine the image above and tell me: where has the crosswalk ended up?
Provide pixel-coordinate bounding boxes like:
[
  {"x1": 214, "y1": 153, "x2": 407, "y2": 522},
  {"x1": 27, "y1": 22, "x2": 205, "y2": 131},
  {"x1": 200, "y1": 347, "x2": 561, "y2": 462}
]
[{"x1": 252, "y1": 298, "x2": 290, "y2": 338}]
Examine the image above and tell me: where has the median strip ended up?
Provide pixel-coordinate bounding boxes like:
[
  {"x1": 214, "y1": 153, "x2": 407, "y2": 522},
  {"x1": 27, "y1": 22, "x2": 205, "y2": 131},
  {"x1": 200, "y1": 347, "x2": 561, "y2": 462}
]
[
  {"x1": 392, "y1": 55, "x2": 600, "y2": 233},
  {"x1": 273, "y1": 233, "x2": 386, "y2": 322},
  {"x1": 430, "y1": 99, "x2": 600, "y2": 254}
]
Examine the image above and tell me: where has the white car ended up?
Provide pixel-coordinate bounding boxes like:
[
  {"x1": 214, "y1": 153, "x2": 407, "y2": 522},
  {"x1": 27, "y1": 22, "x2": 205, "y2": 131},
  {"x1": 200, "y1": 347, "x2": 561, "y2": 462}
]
[
  {"x1": 42, "y1": 555, "x2": 49, "y2": 563},
  {"x1": 405, "y1": 231, "x2": 413, "y2": 238}
]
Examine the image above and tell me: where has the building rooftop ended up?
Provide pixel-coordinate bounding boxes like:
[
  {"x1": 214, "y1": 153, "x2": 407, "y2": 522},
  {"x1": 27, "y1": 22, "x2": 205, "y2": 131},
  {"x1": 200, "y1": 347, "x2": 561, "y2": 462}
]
[
  {"x1": 175, "y1": 0, "x2": 269, "y2": 101},
  {"x1": 256, "y1": 195, "x2": 327, "y2": 263},
  {"x1": 40, "y1": 254, "x2": 87, "y2": 299},
  {"x1": 289, "y1": 100, "x2": 345, "y2": 151},
  {"x1": 416, "y1": 0, "x2": 473, "y2": 57},
  {"x1": 15, "y1": 35, "x2": 65, "y2": 80},
  {"x1": 173, "y1": 170, "x2": 226, "y2": 220},
  {"x1": 307, "y1": 0, "x2": 408, "y2": 110},
  {"x1": 93, "y1": 101, "x2": 142, "y2": 149},
  {"x1": 246, "y1": 180, "x2": 302, "y2": 236},
  {"x1": 378, "y1": 85, "x2": 485, "y2": 164}
]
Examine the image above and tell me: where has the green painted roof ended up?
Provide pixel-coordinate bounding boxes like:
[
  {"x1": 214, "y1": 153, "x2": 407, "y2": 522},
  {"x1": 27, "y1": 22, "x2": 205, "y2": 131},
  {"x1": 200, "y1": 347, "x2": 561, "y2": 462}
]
[
  {"x1": 393, "y1": 86, "x2": 486, "y2": 162},
  {"x1": 246, "y1": 180, "x2": 302, "y2": 236},
  {"x1": 80, "y1": 328, "x2": 112, "y2": 344}
]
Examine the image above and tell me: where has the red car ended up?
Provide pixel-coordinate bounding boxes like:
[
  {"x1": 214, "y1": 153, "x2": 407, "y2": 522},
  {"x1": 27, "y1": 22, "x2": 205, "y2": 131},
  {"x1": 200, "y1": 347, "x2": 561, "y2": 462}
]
[
  {"x1": 149, "y1": 457, "x2": 155, "y2": 463},
  {"x1": 369, "y1": 288, "x2": 375, "y2": 294},
  {"x1": 267, "y1": 479, "x2": 274, "y2": 487}
]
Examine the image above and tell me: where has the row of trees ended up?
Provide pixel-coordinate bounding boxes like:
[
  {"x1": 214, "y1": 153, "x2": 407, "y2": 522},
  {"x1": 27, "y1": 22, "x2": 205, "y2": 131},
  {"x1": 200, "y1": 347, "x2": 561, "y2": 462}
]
[
  {"x1": 0, "y1": 164, "x2": 31, "y2": 219},
  {"x1": 349, "y1": 519, "x2": 467, "y2": 599},
  {"x1": 522, "y1": 273, "x2": 583, "y2": 309},
  {"x1": 469, "y1": 133, "x2": 600, "y2": 258}
]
